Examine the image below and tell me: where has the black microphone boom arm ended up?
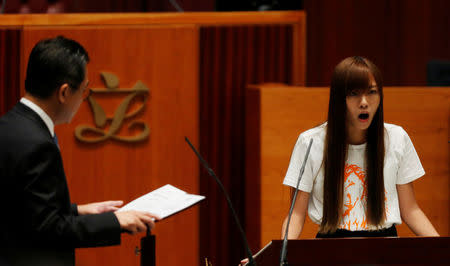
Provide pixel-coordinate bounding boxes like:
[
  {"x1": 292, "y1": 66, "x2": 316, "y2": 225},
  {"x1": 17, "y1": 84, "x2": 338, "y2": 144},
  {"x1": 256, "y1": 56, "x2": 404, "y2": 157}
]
[
  {"x1": 185, "y1": 137, "x2": 256, "y2": 266},
  {"x1": 280, "y1": 138, "x2": 313, "y2": 266}
]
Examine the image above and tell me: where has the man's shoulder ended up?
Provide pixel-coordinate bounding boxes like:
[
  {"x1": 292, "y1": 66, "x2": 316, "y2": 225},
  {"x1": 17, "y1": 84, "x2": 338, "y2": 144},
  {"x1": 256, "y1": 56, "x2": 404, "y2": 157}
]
[
  {"x1": 1, "y1": 110, "x2": 36, "y2": 134},
  {"x1": 0, "y1": 105, "x2": 52, "y2": 150}
]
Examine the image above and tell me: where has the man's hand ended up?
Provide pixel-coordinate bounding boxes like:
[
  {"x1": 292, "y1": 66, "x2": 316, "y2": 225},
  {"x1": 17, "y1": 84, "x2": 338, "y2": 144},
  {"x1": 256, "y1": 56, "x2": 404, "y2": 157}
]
[
  {"x1": 77, "y1": 200, "x2": 124, "y2": 215},
  {"x1": 114, "y1": 210, "x2": 161, "y2": 234}
]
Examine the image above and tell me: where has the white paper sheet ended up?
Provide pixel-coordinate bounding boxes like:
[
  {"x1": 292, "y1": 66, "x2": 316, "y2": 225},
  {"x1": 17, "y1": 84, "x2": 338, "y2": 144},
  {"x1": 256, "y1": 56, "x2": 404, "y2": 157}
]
[{"x1": 118, "y1": 184, "x2": 205, "y2": 219}]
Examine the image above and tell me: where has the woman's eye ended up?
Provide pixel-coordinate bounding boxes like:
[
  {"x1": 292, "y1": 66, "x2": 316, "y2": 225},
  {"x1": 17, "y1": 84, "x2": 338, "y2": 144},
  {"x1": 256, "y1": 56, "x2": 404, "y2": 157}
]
[
  {"x1": 369, "y1": 89, "x2": 378, "y2": 94},
  {"x1": 349, "y1": 91, "x2": 358, "y2": 96}
]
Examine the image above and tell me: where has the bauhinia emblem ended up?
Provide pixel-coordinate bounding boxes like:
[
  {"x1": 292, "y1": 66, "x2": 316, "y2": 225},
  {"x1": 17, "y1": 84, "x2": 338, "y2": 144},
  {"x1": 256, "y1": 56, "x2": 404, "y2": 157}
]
[{"x1": 75, "y1": 72, "x2": 150, "y2": 143}]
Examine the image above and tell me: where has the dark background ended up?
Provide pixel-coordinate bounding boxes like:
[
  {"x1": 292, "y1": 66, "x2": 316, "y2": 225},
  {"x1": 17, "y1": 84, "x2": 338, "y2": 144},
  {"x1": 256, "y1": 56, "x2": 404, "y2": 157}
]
[{"x1": 2, "y1": 0, "x2": 449, "y2": 85}]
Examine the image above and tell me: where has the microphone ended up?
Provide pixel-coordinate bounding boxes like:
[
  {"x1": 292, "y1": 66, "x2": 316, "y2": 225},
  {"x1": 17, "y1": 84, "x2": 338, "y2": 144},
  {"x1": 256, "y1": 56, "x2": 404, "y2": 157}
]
[
  {"x1": 185, "y1": 137, "x2": 256, "y2": 266},
  {"x1": 280, "y1": 138, "x2": 313, "y2": 266}
]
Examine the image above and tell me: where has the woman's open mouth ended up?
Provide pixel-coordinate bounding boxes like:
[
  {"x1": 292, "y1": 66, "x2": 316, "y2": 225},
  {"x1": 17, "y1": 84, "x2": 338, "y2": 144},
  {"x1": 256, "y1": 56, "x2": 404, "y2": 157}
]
[{"x1": 358, "y1": 113, "x2": 369, "y2": 122}]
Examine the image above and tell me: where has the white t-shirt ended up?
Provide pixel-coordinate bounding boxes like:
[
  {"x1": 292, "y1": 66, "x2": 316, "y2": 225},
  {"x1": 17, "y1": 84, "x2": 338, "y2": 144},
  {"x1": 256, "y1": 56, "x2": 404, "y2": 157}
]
[{"x1": 283, "y1": 123, "x2": 425, "y2": 231}]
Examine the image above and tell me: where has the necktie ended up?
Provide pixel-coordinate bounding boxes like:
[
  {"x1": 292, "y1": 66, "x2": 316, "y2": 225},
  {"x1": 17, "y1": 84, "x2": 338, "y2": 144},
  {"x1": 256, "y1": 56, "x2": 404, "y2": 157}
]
[{"x1": 52, "y1": 134, "x2": 59, "y2": 149}]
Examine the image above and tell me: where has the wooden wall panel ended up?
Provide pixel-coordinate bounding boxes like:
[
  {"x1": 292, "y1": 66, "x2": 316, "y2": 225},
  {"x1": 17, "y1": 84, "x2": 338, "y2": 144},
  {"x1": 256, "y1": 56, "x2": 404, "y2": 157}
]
[
  {"x1": 0, "y1": 11, "x2": 306, "y2": 26},
  {"x1": 246, "y1": 84, "x2": 449, "y2": 248},
  {"x1": 21, "y1": 25, "x2": 199, "y2": 266}
]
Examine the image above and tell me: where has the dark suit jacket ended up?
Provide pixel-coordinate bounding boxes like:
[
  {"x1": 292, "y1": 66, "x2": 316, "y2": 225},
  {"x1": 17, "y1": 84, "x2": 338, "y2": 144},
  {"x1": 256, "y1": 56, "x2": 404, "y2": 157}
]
[{"x1": 0, "y1": 103, "x2": 121, "y2": 266}]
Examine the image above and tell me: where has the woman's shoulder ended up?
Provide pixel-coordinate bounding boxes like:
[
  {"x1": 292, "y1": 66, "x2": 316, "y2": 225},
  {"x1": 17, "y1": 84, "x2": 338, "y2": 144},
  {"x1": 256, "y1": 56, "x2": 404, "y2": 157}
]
[
  {"x1": 297, "y1": 122, "x2": 327, "y2": 143},
  {"x1": 384, "y1": 122, "x2": 408, "y2": 137},
  {"x1": 384, "y1": 123, "x2": 413, "y2": 149}
]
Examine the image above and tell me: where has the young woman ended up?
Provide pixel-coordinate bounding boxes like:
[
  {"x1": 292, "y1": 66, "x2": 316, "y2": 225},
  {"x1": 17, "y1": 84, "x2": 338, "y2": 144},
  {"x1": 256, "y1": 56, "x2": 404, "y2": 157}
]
[{"x1": 282, "y1": 56, "x2": 439, "y2": 238}]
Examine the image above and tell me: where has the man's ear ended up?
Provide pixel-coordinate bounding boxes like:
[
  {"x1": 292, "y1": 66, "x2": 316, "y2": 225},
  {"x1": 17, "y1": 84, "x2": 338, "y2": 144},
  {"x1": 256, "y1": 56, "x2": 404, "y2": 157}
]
[{"x1": 57, "y1": 84, "x2": 71, "y2": 103}]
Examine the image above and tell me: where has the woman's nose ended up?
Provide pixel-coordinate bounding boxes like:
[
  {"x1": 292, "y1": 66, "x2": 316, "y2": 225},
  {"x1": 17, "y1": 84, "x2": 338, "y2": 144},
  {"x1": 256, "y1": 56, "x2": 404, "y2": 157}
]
[{"x1": 359, "y1": 95, "x2": 368, "y2": 108}]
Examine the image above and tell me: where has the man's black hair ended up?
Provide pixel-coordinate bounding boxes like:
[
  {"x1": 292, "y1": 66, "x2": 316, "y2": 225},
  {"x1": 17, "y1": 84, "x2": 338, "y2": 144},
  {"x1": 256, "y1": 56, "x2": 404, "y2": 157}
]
[{"x1": 25, "y1": 36, "x2": 90, "y2": 99}]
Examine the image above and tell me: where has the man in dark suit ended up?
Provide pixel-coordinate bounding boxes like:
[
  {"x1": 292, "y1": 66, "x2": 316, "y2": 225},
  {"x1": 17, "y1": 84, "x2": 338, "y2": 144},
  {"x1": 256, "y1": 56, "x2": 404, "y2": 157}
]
[{"x1": 0, "y1": 36, "x2": 159, "y2": 266}]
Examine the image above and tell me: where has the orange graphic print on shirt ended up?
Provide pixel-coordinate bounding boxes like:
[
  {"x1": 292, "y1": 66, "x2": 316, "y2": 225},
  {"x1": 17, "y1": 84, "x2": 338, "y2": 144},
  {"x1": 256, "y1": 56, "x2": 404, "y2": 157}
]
[{"x1": 339, "y1": 164, "x2": 387, "y2": 230}]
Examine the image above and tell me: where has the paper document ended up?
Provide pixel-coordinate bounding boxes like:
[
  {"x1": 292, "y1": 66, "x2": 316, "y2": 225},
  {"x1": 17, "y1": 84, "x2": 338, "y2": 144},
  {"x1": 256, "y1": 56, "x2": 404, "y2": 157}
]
[{"x1": 118, "y1": 184, "x2": 205, "y2": 219}]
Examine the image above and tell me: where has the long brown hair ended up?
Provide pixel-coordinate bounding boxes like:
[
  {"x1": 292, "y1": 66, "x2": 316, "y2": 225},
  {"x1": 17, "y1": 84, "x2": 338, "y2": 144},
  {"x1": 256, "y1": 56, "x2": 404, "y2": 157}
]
[{"x1": 320, "y1": 56, "x2": 385, "y2": 233}]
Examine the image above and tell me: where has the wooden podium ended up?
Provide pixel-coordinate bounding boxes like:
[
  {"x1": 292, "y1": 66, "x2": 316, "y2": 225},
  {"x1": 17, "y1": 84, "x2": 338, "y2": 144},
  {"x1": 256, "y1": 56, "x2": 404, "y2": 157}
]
[
  {"x1": 245, "y1": 84, "x2": 450, "y2": 250},
  {"x1": 254, "y1": 237, "x2": 450, "y2": 265}
]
